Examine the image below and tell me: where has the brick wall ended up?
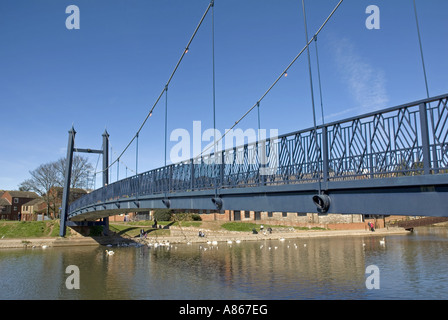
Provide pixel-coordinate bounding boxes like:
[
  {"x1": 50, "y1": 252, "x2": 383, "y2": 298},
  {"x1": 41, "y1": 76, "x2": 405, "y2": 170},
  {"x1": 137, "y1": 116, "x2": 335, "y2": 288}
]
[{"x1": 199, "y1": 210, "x2": 369, "y2": 230}]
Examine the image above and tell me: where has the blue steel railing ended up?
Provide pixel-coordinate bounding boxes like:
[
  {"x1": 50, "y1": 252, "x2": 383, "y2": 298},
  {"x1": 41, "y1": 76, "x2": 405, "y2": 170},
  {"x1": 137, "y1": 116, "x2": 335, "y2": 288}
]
[{"x1": 69, "y1": 94, "x2": 448, "y2": 215}]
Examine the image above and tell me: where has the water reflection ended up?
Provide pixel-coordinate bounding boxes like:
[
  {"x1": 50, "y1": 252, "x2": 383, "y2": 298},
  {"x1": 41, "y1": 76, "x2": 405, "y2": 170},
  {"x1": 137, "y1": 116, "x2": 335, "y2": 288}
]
[{"x1": 0, "y1": 227, "x2": 447, "y2": 300}]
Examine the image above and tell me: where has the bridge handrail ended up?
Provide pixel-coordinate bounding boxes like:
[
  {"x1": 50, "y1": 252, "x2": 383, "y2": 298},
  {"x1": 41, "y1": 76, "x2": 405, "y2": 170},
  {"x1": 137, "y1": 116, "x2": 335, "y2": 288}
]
[{"x1": 69, "y1": 94, "x2": 448, "y2": 215}]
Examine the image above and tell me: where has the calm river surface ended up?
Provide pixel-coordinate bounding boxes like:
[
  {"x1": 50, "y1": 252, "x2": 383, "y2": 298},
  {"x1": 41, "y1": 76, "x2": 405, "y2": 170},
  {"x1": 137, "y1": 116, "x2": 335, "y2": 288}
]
[{"x1": 1, "y1": 227, "x2": 447, "y2": 300}]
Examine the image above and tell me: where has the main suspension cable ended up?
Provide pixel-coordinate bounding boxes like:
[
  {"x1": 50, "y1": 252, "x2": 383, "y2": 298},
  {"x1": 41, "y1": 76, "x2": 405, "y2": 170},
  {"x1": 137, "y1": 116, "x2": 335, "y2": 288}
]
[
  {"x1": 413, "y1": 0, "x2": 430, "y2": 99},
  {"x1": 95, "y1": 1, "x2": 214, "y2": 175}
]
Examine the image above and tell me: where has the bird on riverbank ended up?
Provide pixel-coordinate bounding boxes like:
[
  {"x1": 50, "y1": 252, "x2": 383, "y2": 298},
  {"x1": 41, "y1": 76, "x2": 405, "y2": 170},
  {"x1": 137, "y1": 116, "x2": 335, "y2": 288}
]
[{"x1": 105, "y1": 250, "x2": 114, "y2": 255}]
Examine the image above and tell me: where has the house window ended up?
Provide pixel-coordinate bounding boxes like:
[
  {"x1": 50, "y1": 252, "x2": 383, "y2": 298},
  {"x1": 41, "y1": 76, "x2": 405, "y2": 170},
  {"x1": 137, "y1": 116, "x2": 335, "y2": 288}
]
[
  {"x1": 234, "y1": 211, "x2": 241, "y2": 221},
  {"x1": 282, "y1": 212, "x2": 288, "y2": 218},
  {"x1": 268, "y1": 212, "x2": 273, "y2": 218},
  {"x1": 14, "y1": 198, "x2": 19, "y2": 204},
  {"x1": 13, "y1": 206, "x2": 17, "y2": 211},
  {"x1": 244, "y1": 211, "x2": 250, "y2": 219}
]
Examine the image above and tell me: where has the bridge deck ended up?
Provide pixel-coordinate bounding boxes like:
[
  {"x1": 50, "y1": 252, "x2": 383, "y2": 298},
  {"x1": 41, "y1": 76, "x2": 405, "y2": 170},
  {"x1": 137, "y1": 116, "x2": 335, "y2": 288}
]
[{"x1": 67, "y1": 94, "x2": 448, "y2": 221}]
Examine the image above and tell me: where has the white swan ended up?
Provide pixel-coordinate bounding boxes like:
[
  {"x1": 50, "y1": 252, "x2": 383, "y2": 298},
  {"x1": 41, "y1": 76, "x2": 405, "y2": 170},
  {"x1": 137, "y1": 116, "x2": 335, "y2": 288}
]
[
  {"x1": 379, "y1": 238, "x2": 386, "y2": 246},
  {"x1": 105, "y1": 249, "x2": 114, "y2": 255}
]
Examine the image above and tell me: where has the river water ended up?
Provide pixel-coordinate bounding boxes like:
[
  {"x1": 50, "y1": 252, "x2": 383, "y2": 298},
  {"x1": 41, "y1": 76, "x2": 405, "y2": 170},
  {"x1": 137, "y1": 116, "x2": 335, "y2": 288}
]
[{"x1": 0, "y1": 227, "x2": 447, "y2": 300}]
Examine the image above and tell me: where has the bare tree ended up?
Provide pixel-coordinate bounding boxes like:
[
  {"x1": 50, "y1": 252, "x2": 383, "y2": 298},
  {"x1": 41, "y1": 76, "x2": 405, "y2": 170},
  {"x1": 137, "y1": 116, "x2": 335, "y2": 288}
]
[
  {"x1": 19, "y1": 155, "x2": 94, "y2": 219},
  {"x1": 19, "y1": 162, "x2": 59, "y2": 219},
  {"x1": 54, "y1": 155, "x2": 94, "y2": 189}
]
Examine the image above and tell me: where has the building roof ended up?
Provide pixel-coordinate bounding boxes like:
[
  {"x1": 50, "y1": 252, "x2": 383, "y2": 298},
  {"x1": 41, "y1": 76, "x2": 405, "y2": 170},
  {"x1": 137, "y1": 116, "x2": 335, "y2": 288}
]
[
  {"x1": 4, "y1": 191, "x2": 39, "y2": 199},
  {"x1": 0, "y1": 198, "x2": 10, "y2": 206},
  {"x1": 22, "y1": 198, "x2": 44, "y2": 206}
]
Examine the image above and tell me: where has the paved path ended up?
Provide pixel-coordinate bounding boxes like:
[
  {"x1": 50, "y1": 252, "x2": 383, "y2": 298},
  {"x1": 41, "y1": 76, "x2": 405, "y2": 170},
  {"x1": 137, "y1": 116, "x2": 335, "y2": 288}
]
[{"x1": 141, "y1": 227, "x2": 409, "y2": 245}]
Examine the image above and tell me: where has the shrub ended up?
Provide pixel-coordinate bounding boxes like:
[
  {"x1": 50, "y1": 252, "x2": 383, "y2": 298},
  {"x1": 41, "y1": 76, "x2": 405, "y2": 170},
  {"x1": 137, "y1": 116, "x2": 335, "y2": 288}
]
[
  {"x1": 174, "y1": 213, "x2": 202, "y2": 221},
  {"x1": 153, "y1": 209, "x2": 173, "y2": 221}
]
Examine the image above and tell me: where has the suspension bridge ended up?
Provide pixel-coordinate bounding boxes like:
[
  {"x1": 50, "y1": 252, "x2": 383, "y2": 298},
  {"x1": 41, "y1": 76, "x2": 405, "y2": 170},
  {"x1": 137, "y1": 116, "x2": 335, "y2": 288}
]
[{"x1": 58, "y1": 1, "x2": 448, "y2": 236}]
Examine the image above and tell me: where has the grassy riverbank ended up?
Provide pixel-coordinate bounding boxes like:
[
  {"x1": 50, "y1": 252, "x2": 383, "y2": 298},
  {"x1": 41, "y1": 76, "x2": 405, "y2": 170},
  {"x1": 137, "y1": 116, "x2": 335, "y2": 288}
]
[
  {"x1": 0, "y1": 219, "x2": 390, "y2": 239},
  {"x1": 0, "y1": 219, "x2": 327, "y2": 240},
  {"x1": 0, "y1": 220, "x2": 61, "y2": 238}
]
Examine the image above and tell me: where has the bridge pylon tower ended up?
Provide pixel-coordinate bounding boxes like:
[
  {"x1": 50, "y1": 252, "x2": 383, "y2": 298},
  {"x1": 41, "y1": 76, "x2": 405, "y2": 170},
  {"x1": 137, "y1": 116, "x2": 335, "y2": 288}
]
[{"x1": 59, "y1": 127, "x2": 110, "y2": 237}]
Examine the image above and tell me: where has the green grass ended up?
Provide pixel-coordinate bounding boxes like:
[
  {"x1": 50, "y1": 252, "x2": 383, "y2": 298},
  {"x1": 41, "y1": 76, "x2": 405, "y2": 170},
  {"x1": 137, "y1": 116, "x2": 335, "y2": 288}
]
[
  {"x1": 0, "y1": 220, "x2": 60, "y2": 238},
  {"x1": 221, "y1": 222, "x2": 262, "y2": 232}
]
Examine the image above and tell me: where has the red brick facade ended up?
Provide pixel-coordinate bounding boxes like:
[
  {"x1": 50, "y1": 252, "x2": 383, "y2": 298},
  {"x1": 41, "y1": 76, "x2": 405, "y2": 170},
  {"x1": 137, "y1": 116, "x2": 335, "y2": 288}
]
[{"x1": 0, "y1": 191, "x2": 39, "y2": 220}]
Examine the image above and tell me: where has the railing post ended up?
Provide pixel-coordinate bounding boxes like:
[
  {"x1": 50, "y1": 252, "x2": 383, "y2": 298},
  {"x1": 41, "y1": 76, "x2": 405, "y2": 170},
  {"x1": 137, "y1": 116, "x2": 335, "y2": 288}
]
[
  {"x1": 102, "y1": 130, "x2": 109, "y2": 235},
  {"x1": 419, "y1": 102, "x2": 431, "y2": 175},
  {"x1": 220, "y1": 151, "x2": 225, "y2": 188},
  {"x1": 169, "y1": 165, "x2": 172, "y2": 193},
  {"x1": 259, "y1": 139, "x2": 267, "y2": 185},
  {"x1": 190, "y1": 159, "x2": 194, "y2": 191},
  {"x1": 322, "y1": 126, "x2": 329, "y2": 188}
]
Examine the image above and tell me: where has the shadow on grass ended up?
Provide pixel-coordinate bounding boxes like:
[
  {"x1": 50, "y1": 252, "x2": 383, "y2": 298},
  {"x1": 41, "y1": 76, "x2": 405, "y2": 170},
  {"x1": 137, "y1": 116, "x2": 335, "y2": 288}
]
[{"x1": 109, "y1": 221, "x2": 175, "y2": 238}]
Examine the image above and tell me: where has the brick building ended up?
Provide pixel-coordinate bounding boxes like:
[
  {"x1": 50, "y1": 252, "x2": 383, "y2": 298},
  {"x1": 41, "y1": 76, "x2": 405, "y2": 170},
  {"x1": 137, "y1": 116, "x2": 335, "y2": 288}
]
[
  {"x1": 21, "y1": 198, "x2": 46, "y2": 221},
  {"x1": 0, "y1": 191, "x2": 39, "y2": 220}
]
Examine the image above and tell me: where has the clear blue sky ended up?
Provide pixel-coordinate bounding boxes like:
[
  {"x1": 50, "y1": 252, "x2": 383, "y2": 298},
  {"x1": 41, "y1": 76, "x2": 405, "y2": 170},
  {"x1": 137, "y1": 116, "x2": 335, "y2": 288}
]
[{"x1": 1, "y1": 0, "x2": 447, "y2": 190}]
